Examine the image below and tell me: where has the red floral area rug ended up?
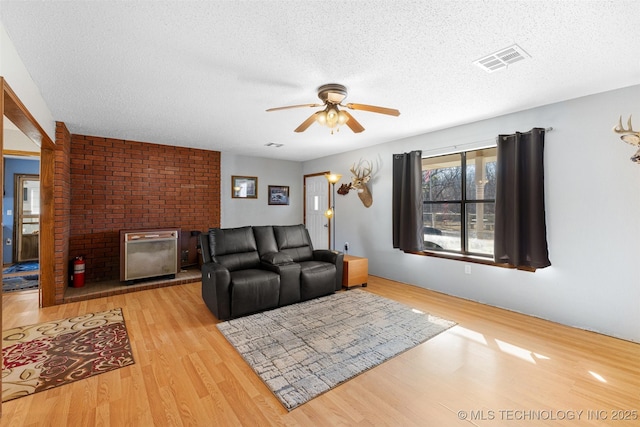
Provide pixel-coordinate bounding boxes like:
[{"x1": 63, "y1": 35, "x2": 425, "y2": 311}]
[{"x1": 2, "y1": 308, "x2": 135, "y2": 402}]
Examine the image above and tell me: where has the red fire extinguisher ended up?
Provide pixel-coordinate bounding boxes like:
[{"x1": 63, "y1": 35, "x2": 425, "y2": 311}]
[{"x1": 72, "y1": 256, "x2": 86, "y2": 288}]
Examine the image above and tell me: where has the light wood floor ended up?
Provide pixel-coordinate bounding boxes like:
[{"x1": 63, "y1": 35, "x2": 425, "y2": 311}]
[{"x1": 1, "y1": 277, "x2": 639, "y2": 426}]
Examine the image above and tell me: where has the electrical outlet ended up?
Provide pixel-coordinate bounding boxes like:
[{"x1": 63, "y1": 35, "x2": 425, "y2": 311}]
[
  {"x1": 344, "y1": 242, "x2": 349, "y2": 252},
  {"x1": 464, "y1": 264, "x2": 471, "y2": 275},
  {"x1": 5, "y1": 238, "x2": 11, "y2": 246}
]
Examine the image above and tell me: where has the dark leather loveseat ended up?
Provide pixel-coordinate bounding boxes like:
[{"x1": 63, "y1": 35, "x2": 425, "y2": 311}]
[{"x1": 199, "y1": 224, "x2": 344, "y2": 320}]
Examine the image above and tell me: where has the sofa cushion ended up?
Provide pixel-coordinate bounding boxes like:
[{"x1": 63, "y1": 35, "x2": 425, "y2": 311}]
[
  {"x1": 273, "y1": 225, "x2": 314, "y2": 262},
  {"x1": 230, "y1": 269, "x2": 280, "y2": 317},
  {"x1": 210, "y1": 226, "x2": 260, "y2": 271},
  {"x1": 253, "y1": 225, "x2": 279, "y2": 255}
]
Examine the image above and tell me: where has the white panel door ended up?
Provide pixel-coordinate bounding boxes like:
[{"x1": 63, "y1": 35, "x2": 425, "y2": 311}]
[{"x1": 304, "y1": 174, "x2": 330, "y2": 249}]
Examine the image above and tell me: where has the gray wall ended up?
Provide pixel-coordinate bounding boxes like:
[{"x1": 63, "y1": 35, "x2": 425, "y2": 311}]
[
  {"x1": 220, "y1": 153, "x2": 303, "y2": 227},
  {"x1": 303, "y1": 84, "x2": 640, "y2": 343}
]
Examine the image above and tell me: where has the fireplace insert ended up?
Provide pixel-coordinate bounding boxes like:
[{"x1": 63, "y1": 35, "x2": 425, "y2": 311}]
[{"x1": 120, "y1": 229, "x2": 180, "y2": 283}]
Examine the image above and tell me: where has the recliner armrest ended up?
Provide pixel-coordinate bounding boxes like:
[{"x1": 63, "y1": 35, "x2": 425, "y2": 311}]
[
  {"x1": 201, "y1": 261, "x2": 232, "y2": 320},
  {"x1": 313, "y1": 249, "x2": 342, "y2": 265}
]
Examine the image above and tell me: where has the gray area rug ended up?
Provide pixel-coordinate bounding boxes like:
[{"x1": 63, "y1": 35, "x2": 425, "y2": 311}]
[{"x1": 217, "y1": 289, "x2": 456, "y2": 410}]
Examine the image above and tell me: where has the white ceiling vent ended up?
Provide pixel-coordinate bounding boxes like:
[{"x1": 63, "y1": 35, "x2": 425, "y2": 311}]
[{"x1": 474, "y1": 44, "x2": 530, "y2": 73}]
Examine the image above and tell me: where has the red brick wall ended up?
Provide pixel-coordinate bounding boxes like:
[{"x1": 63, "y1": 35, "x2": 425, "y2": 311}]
[
  {"x1": 54, "y1": 122, "x2": 72, "y2": 303},
  {"x1": 67, "y1": 134, "x2": 220, "y2": 283}
]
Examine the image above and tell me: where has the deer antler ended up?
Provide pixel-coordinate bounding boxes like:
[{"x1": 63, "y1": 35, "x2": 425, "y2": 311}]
[
  {"x1": 614, "y1": 115, "x2": 640, "y2": 146},
  {"x1": 350, "y1": 160, "x2": 372, "y2": 182},
  {"x1": 613, "y1": 115, "x2": 636, "y2": 134}
]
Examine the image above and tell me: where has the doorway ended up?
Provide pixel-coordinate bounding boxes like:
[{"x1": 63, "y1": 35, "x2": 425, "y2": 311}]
[
  {"x1": 304, "y1": 173, "x2": 330, "y2": 250},
  {"x1": 2, "y1": 78, "x2": 56, "y2": 308},
  {"x1": 15, "y1": 174, "x2": 40, "y2": 262}
]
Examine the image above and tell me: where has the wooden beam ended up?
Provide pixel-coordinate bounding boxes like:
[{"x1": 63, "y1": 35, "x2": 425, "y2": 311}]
[
  {"x1": 3, "y1": 149, "x2": 40, "y2": 157},
  {"x1": 2, "y1": 81, "x2": 54, "y2": 149},
  {"x1": 1, "y1": 78, "x2": 56, "y2": 307}
]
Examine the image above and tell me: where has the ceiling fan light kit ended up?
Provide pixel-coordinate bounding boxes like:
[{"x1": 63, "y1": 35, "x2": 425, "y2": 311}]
[
  {"x1": 267, "y1": 83, "x2": 400, "y2": 134},
  {"x1": 316, "y1": 106, "x2": 350, "y2": 134}
]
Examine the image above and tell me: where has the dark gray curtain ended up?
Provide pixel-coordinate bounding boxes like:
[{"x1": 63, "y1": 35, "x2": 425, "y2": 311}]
[
  {"x1": 494, "y1": 128, "x2": 551, "y2": 269},
  {"x1": 392, "y1": 151, "x2": 423, "y2": 251}
]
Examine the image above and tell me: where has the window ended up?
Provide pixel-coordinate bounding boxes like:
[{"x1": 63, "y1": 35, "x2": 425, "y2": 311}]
[{"x1": 422, "y1": 147, "x2": 497, "y2": 257}]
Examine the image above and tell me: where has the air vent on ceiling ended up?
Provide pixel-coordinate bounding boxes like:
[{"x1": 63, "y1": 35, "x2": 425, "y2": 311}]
[{"x1": 474, "y1": 44, "x2": 530, "y2": 73}]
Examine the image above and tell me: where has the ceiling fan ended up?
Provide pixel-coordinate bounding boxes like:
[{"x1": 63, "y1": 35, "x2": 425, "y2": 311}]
[{"x1": 266, "y1": 83, "x2": 400, "y2": 134}]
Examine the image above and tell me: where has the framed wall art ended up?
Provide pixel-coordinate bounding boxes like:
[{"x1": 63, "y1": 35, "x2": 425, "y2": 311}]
[
  {"x1": 232, "y1": 175, "x2": 258, "y2": 199},
  {"x1": 268, "y1": 185, "x2": 289, "y2": 205}
]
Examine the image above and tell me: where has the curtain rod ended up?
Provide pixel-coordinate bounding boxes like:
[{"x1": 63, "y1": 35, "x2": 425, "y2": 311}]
[
  {"x1": 496, "y1": 126, "x2": 554, "y2": 141},
  {"x1": 421, "y1": 127, "x2": 554, "y2": 157},
  {"x1": 421, "y1": 139, "x2": 495, "y2": 156},
  {"x1": 521, "y1": 127, "x2": 554, "y2": 133}
]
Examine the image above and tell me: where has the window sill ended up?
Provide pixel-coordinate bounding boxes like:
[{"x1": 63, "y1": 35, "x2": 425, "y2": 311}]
[{"x1": 404, "y1": 249, "x2": 536, "y2": 272}]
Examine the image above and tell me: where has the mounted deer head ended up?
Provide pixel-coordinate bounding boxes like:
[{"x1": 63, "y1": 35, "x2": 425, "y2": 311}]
[
  {"x1": 349, "y1": 160, "x2": 374, "y2": 207},
  {"x1": 613, "y1": 115, "x2": 640, "y2": 163}
]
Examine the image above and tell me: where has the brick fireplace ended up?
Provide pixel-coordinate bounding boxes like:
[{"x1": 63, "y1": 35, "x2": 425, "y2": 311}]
[{"x1": 59, "y1": 131, "x2": 220, "y2": 292}]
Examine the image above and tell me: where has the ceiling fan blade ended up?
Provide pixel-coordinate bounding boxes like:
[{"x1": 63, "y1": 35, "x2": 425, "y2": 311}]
[
  {"x1": 343, "y1": 111, "x2": 365, "y2": 133},
  {"x1": 294, "y1": 112, "x2": 319, "y2": 132},
  {"x1": 345, "y1": 103, "x2": 400, "y2": 116},
  {"x1": 266, "y1": 103, "x2": 323, "y2": 112}
]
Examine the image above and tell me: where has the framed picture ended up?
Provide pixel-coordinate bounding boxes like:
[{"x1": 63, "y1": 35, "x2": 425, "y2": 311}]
[
  {"x1": 232, "y1": 176, "x2": 258, "y2": 199},
  {"x1": 268, "y1": 185, "x2": 290, "y2": 205}
]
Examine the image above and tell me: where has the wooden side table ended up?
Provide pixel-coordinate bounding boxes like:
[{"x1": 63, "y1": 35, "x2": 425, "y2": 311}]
[{"x1": 342, "y1": 255, "x2": 368, "y2": 289}]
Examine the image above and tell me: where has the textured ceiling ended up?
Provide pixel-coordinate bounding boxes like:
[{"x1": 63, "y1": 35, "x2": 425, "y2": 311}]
[{"x1": 1, "y1": 1, "x2": 639, "y2": 161}]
